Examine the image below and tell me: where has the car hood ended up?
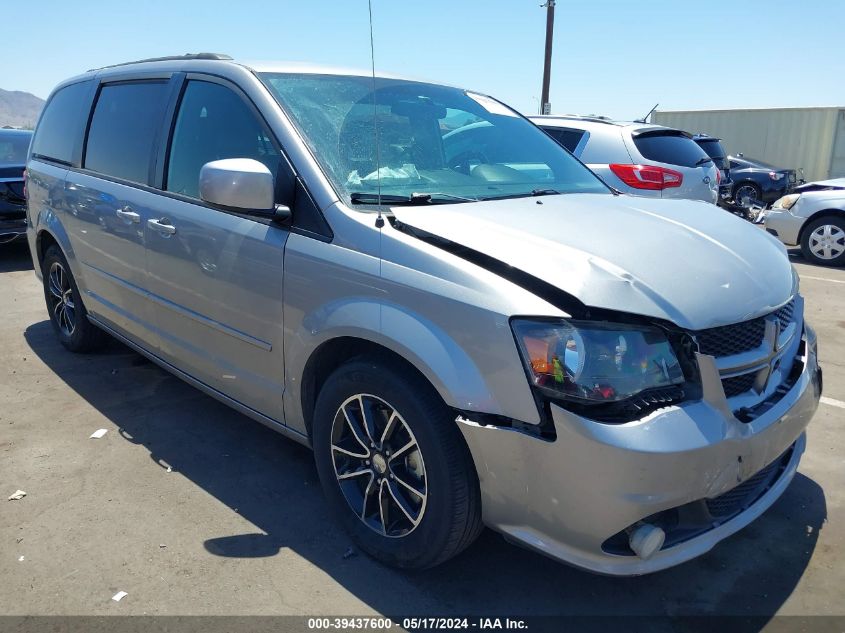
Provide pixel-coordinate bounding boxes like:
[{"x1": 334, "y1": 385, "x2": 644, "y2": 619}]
[
  {"x1": 795, "y1": 177, "x2": 845, "y2": 192},
  {"x1": 391, "y1": 193, "x2": 794, "y2": 330}
]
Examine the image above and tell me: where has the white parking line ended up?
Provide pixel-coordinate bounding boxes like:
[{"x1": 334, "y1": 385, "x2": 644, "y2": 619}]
[
  {"x1": 801, "y1": 275, "x2": 845, "y2": 284},
  {"x1": 821, "y1": 396, "x2": 845, "y2": 410}
]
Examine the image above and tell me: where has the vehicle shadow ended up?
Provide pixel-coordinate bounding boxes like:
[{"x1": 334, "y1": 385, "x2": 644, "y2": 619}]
[
  {"x1": 0, "y1": 240, "x2": 34, "y2": 273},
  {"x1": 24, "y1": 319, "x2": 826, "y2": 624},
  {"x1": 787, "y1": 248, "x2": 844, "y2": 272}
]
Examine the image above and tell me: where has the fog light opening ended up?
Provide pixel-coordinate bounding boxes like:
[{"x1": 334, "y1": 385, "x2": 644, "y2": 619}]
[{"x1": 628, "y1": 523, "x2": 666, "y2": 560}]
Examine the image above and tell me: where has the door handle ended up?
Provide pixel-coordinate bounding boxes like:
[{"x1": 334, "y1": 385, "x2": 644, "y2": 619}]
[
  {"x1": 148, "y1": 218, "x2": 177, "y2": 236},
  {"x1": 115, "y1": 207, "x2": 140, "y2": 223}
]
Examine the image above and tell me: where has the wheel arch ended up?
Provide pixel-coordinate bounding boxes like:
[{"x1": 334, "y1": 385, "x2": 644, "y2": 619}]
[
  {"x1": 299, "y1": 336, "x2": 441, "y2": 441},
  {"x1": 733, "y1": 179, "x2": 762, "y2": 193},
  {"x1": 35, "y1": 229, "x2": 60, "y2": 272},
  {"x1": 798, "y1": 209, "x2": 845, "y2": 246},
  {"x1": 289, "y1": 296, "x2": 524, "y2": 439}
]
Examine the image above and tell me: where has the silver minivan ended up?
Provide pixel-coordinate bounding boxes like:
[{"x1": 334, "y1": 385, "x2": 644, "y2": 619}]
[
  {"x1": 531, "y1": 115, "x2": 720, "y2": 204},
  {"x1": 26, "y1": 55, "x2": 821, "y2": 575}
]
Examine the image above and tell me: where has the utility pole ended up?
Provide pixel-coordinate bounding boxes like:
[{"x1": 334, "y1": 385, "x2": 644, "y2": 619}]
[{"x1": 540, "y1": 0, "x2": 555, "y2": 115}]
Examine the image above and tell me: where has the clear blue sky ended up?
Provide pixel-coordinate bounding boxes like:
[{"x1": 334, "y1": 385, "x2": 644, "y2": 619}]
[{"x1": 3, "y1": 0, "x2": 842, "y2": 119}]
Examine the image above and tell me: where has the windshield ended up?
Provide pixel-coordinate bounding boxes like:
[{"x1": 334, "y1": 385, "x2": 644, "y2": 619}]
[
  {"x1": 0, "y1": 131, "x2": 32, "y2": 166},
  {"x1": 259, "y1": 73, "x2": 609, "y2": 205}
]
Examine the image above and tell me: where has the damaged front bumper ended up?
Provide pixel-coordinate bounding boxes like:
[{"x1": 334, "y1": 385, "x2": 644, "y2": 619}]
[{"x1": 458, "y1": 326, "x2": 821, "y2": 575}]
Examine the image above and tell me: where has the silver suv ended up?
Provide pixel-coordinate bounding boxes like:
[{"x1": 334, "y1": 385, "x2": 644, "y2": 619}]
[
  {"x1": 26, "y1": 55, "x2": 820, "y2": 575},
  {"x1": 531, "y1": 115, "x2": 720, "y2": 203}
]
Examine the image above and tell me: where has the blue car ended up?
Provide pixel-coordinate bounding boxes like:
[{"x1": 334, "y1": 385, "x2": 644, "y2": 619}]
[{"x1": 728, "y1": 154, "x2": 797, "y2": 206}]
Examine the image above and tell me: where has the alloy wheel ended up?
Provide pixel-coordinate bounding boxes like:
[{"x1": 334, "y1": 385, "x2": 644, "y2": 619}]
[
  {"x1": 735, "y1": 185, "x2": 759, "y2": 207},
  {"x1": 809, "y1": 224, "x2": 845, "y2": 260},
  {"x1": 47, "y1": 261, "x2": 76, "y2": 336},
  {"x1": 330, "y1": 393, "x2": 427, "y2": 537}
]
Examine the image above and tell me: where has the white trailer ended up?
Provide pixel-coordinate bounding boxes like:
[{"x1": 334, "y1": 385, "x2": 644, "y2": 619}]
[{"x1": 652, "y1": 106, "x2": 845, "y2": 182}]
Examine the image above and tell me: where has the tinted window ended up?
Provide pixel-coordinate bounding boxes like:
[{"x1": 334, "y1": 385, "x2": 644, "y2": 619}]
[
  {"x1": 0, "y1": 131, "x2": 33, "y2": 165},
  {"x1": 696, "y1": 139, "x2": 728, "y2": 169},
  {"x1": 633, "y1": 132, "x2": 710, "y2": 168},
  {"x1": 167, "y1": 81, "x2": 282, "y2": 199},
  {"x1": 542, "y1": 127, "x2": 585, "y2": 154},
  {"x1": 84, "y1": 81, "x2": 169, "y2": 183},
  {"x1": 31, "y1": 82, "x2": 91, "y2": 165}
]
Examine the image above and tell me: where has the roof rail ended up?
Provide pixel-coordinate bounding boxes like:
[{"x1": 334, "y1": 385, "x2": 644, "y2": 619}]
[
  {"x1": 564, "y1": 114, "x2": 617, "y2": 125},
  {"x1": 88, "y1": 53, "x2": 233, "y2": 72},
  {"x1": 533, "y1": 113, "x2": 617, "y2": 125}
]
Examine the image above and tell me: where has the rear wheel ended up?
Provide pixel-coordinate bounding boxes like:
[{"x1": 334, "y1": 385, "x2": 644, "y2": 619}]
[
  {"x1": 42, "y1": 245, "x2": 108, "y2": 352},
  {"x1": 800, "y1": 216, "x2": 845, "y2": 266},
  {"x1": 312, "y1": 356, "x2": 482, "y2": 569},
  {"x1": 734, "y1": 182, "x2": 761, "y2": 207}
]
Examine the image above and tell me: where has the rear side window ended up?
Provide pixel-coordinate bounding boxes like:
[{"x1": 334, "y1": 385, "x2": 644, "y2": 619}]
[
  {"x1": 31, "y1": 82, "x2": 91, "y2": 165},
  {"x1": 166, "y1": 80, "x2": 282, "y2": 199},
  {"x1": 696, "y1": 139, "x2": 729, "y2": 169},
  {"x1": 542, "y1": 127, "x2": 585, "y2": 154},
  {"x1": 632, "y1": 132, "x2": 709, "y2": 168},
  {"x1": 84, "y1": 81, "x2": 169, "y2": 184}
]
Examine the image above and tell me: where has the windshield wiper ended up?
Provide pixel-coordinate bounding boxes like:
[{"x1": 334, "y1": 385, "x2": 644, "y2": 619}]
[
  {"x1": 695, "y1": 157, "x2": 714, "y2": 167},
  {"x1": 349, "y1": 191, "x2": 477, "y2": 205},
  {"x1": 480, "y1": 188, "x2": 564, "y2": 201}
]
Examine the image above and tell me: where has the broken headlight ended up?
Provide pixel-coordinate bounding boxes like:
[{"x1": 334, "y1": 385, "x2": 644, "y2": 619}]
[
  {"x1": 512, "y1": 319, "x2": 685, "y2": 403},
  {"x1": 773, "y1": 193, "x2": 800, "y2": 210}
]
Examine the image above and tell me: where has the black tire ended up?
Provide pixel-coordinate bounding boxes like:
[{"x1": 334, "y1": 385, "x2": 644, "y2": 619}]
[
  {"x1": 800, "y1": 215, "x2": 845, "y2": 267},
  {"x1": 733, "y1": 182, "x2": 761, "y2": 207},
  {"x1": 312, "y1": 356, "x2": 483, "y2": 569},
  {"x1": 42, "y1": 245, "x2": 109, "y2": 352}
]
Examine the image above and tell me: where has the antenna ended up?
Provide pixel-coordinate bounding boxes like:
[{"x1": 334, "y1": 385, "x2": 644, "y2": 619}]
[
  {"x1": 635, "y1": 103, "x2": 659, "y2": 124},
  {"x1": 368, "y1": 0, "x2": 384, "y2": 228}
]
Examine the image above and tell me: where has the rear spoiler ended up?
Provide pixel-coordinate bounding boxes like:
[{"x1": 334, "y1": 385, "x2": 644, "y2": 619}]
[{"x1": 630, "y1": 128, "x2": 692, "y2": 139}]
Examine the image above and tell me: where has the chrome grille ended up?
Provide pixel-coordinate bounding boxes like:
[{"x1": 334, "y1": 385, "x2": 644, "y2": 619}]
[
  {"x1": 722, "y1": 373, "x2": 756, "y2": 398},
  {"x1": 696, "y1": 319, "x2": 766, "y2": 357},
  {"x1": 775, "y1": 299, "x2": 795, "y2": 330},
  {"x1": 695, "y1": 298, "x2": 796, "y2": 358}
]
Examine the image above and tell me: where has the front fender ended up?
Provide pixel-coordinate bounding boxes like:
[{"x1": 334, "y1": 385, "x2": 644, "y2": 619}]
[
  {"x1": 285, "y1": 299, "x2": 539, "y2": 432},
  {"x1": 294, "y1": 298, "x2": 498, "y2": 422},
  {"x1": 281, "y1": 230, "x2": 542, "y2": 437}
]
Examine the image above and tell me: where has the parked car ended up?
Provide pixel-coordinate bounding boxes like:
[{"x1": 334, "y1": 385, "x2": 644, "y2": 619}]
[
  {"x1": 26, "y1": 55, "x2": 820, "y2": 575},
  {"x1": 728, "y1": 154, "x2": 796, "y2": 206},
  {"x1": 692, "y1": 133, "x2": 732, "y2": 204},
  {"x1": 793, "y1": 177, "x2": 845, "y2": 194},
  {"x1": 530, "y1": 115, "x2": 719, "y2": 203},
  {"x1": 0, "y1": 128, "x2": 32, "y2": 244},
  {"x1": 766, "y1": 189, "x2": 845, "y2": 265}
]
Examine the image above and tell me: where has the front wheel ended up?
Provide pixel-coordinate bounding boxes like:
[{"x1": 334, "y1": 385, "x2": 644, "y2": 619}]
[
  {"x1": 800, "y1": 216, "x2": 845, "y2": 266},
  {"x1": 312, "y1": 357, "x2": 482, "y2": 569}
]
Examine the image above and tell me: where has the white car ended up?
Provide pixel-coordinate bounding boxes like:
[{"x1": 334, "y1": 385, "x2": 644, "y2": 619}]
[{"x1": 766, "y1": 184, "x2": 845, "y2": 266}]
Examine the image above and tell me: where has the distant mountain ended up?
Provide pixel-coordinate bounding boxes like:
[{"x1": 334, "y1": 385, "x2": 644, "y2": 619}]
[{"x1": 0, "y1": 89, "x2": 45, "y2": 129}]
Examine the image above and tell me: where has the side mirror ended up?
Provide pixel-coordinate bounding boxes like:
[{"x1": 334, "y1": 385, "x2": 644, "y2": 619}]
[{"x1": 199, "y1": 158, "x2": 275, "y2": 213}]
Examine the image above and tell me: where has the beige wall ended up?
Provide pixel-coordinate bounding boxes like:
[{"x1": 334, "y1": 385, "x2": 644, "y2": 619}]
[{"x1": 652, "y1": 107, "x2": 844, "y2": 182}]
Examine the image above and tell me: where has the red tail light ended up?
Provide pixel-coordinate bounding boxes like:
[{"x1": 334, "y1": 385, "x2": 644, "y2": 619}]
[
  {"x1": 715, "y1": 168, "x2": 721, "y2": 184},
  {"x1": 22, "y1": 169, "x2": 27, "y2": 198},
  {"x1": 609, "y1": 164, "x2": 683, "y2": 190}
]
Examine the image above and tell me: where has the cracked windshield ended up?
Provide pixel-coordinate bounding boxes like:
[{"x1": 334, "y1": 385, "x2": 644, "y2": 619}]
[{"x1": 261, "y1": 73, "x2": 609, "y2": 205}]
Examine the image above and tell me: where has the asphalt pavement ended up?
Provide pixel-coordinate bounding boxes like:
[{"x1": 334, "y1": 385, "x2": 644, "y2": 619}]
[{"x1": 1, "y1": 239, "x2": 843, "y2": 619}]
